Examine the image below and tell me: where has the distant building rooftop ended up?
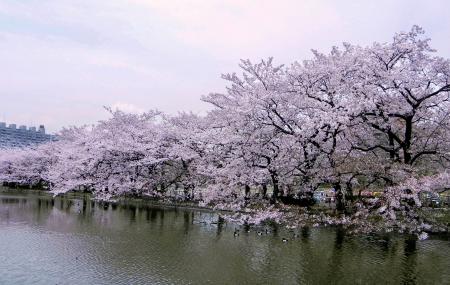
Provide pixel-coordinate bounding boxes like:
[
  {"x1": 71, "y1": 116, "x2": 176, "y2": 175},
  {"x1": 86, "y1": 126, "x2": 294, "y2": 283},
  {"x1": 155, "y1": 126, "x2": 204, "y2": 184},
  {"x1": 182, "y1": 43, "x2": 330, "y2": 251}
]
[{"x1": 0, "y1": 122, "x2": 56, "y2": 149}]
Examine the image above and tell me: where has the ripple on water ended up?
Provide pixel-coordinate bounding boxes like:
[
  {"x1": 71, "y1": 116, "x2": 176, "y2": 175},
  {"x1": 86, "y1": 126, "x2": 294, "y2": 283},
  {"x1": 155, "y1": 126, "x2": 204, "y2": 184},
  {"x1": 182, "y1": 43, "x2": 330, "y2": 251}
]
[{"x1": 0, "y1": 189, "x2": 449, "y2": 285}]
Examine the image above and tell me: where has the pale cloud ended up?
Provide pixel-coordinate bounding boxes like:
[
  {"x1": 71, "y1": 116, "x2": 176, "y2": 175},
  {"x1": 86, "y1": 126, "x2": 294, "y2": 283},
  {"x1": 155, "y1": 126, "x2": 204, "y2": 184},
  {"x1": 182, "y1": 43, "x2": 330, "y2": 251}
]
[
  {"x1": 132, "y1": 0, "x2": 450, "y2": 61},
  {"x1": 134, "y1": 0, "x2": 342, "y2": 60},
  {"x1": 111, "y1": 102, "x2": 145, "y2": 114}
]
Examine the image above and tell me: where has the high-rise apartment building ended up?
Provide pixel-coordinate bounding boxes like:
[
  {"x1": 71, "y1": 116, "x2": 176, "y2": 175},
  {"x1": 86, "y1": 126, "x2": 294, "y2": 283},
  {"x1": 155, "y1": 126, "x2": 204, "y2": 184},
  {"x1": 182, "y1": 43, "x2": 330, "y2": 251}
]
[{"x1": 0, "y1": 122, "x2": 56, "y2": 149}]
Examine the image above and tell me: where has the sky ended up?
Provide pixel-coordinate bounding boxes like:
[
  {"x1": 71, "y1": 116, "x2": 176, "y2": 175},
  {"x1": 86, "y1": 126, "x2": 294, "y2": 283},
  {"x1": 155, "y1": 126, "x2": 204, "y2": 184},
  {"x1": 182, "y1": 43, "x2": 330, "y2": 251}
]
[{"x1": 0, "y1": 0, "x2": 449, "y2": 133}]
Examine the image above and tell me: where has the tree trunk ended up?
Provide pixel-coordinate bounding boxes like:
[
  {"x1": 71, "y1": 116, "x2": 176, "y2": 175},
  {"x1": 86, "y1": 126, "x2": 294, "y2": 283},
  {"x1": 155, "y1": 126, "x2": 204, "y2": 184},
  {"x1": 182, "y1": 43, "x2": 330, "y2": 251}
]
[
  {"x1": 334, "y1": 183, "x2": 344, "y2": 213},
  {"x1": 270, "y1": 171, "x2": 279, "y2": 203},
  {"x1": 261, "y1": 184, "x2": 268, "y2": 199},
  {"x1": 388, "y1": 133, "x2": 396, "y2": 161},
  {"x1": 345, "y1": 180, "x2": 353, "y2": 202},
  {"x1": 184, "y1": 185, "x2": 190, "y2": 200},
  {"x1": 404, "y1": 116, "x2": 413, "y2": 164},
  {"x1": 245, "y1": 185, "x2": 251, "y2": 198}
]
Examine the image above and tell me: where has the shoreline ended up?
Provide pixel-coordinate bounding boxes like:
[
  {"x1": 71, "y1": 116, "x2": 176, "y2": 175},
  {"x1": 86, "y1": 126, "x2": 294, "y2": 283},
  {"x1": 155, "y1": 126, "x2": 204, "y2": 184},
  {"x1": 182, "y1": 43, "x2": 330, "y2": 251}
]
[{"x1": 2, "y1": 186, "x2": 449, "y2": 239}]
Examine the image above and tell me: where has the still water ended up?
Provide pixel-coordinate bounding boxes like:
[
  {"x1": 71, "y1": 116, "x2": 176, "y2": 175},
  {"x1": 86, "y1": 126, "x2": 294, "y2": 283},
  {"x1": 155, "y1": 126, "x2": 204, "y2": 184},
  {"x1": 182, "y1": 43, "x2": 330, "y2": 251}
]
[{"x1": 0, "y1": 188, "x2": 449, "y2": 285}]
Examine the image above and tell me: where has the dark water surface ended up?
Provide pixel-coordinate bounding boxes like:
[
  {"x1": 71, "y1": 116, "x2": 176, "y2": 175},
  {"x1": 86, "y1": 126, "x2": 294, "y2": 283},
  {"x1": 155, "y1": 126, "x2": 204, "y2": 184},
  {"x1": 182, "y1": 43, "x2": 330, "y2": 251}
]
[{"x1": 0, "y1": 188, "x2": 449, "y2": 285}]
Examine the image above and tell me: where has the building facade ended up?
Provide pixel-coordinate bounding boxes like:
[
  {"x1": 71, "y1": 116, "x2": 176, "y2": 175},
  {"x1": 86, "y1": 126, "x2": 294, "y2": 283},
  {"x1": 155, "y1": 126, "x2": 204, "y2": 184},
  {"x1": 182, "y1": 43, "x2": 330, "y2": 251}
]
[{"x1": 0, "y1": 122, "x2": 55, "y2": 149}]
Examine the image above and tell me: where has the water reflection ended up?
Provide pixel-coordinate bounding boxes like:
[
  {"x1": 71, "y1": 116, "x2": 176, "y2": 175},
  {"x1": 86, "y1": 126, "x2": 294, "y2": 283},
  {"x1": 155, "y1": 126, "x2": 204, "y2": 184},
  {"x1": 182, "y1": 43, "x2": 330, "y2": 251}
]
[
  {"x1": 402, "y1": 238, "x2": 418, "y2": 284},
  {"x1": 335, "y1": 226, "x2": 345, "y2": 250},
  {"x1": 1, "y1": 197, "x2": 21, "y2": 204},
  {"x1": 183, "y1": 211, "x2": 191, "y2": 235},
  {"x1": 301, "y1": 226, "x2": 310, "y2": 241},
  {"x1": 326, "y1": 227, "x2": 345, "y2": 282},
  {"x1": 0, "y1": 188, "x2": 449, "y2": 285},
  {"x1": 216, "y1": 215, "x2": 224, "y2": 236}
]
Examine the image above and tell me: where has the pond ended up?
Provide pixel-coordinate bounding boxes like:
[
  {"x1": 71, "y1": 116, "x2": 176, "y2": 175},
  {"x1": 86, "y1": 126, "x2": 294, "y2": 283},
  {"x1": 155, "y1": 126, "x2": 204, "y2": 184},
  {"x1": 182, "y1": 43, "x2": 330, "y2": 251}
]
[{"x1": 0, "y1": 188, "x2": 449, "y2": 284}]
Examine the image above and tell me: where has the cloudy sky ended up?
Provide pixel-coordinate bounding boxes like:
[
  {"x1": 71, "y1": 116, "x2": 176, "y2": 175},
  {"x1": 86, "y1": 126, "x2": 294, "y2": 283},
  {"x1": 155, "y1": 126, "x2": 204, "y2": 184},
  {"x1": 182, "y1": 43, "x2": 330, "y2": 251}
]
[{"x1": 0, "y1": 0, "x2": 449, "y2": 132}]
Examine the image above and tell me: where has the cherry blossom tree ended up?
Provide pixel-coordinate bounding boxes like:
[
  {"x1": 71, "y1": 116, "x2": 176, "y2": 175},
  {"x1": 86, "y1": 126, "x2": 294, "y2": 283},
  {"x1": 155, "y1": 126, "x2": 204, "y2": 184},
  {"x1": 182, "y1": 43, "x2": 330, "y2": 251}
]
[{"x1": 1, "y1": 25, "x2": 449, "y2": 235}]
